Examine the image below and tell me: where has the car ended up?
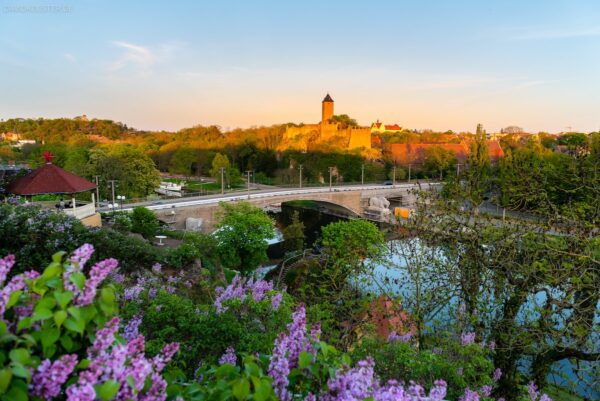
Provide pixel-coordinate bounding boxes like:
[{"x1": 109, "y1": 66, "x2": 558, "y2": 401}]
[{"x1": 383, "y1": 180, "x2": 393, "y2": 185}]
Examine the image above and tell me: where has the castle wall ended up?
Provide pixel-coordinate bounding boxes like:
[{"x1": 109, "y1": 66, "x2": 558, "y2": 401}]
[{"x1": 348, "y1": 127, "x2": 372, "y2": 150}]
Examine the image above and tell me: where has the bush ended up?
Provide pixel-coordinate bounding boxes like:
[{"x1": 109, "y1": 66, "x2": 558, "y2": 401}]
[{"x1": 130, "y1": 206, "x2": 160, "y2": 238}]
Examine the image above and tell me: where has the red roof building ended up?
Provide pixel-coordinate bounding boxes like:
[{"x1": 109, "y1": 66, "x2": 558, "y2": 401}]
[
  {"x1": 389, "y1": 140, "x2": 504, "y2": 166},
  {"x1": 8, "y1": 158, "x2": 96, "y2": 195}
]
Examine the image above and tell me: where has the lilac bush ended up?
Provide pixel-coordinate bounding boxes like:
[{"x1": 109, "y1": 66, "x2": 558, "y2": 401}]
[{"x1": 214, "y1": 275, "x2": 283, "y2": 314}]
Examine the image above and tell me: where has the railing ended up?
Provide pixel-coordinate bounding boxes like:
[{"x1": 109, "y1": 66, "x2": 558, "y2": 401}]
[{"x1": 63, "y1": 202, "x2": 96, "y2": 219}]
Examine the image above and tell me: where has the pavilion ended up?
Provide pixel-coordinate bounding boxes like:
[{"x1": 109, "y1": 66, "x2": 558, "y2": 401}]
[{"x1": 7, "y1": 152, "x2": 101, "y2": 226}]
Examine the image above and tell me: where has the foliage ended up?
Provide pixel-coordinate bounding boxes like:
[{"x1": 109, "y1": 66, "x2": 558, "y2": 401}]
[
  {"x1": 130, "y1": 206, "x2": 160, "y2": 239},
  {"x1": 215, "y1": 202, "x2": 275, "y2": 274},
  {"x1": 0, "y1": 245, "x2": 179, "y2": 401},
  {"x1": 320, "y1": 219, "x2": 385, "y2": 271},
  {"x1": 423, "y1": 145, "x2": 457, "y2": 179},
  {"x1": 282, "y1": 211, "x2": 306, "y2": 253}
]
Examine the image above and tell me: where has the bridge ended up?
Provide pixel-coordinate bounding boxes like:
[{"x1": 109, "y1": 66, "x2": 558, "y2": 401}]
[{"x1": 119, "y1": 182, "x2": 439, "y2": 232}]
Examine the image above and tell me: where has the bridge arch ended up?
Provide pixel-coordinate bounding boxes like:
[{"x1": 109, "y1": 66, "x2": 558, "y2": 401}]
[{"x1": 281, "y1": 199, "x2": 360, "y2": 219}]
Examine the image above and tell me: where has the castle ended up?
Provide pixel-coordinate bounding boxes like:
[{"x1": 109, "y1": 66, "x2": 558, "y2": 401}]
[{"x1": 280, "y1": 94, "x2": 372, "y2": 153}]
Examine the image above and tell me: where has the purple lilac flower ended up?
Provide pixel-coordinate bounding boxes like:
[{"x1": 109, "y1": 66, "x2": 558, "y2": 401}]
[
  {"x1": 481, "y1": 385, "x2": 493, "y2": 397},
  {"x1": 271, "y1": 292, "x2": 283, "y2": 311},
  {"x1": 429, "y1": 380, "x2": 448, "y2": 401},
  {"x1": 218, "y1": 346, "x2": 237, "y2": 365},
  {"x1": 488, "y1": 340, "x2": 496, "y2": 350},
  {"x1": 64, "y1": 243, "x2": 95, "y2": 295},
  {"x1": 167, "y1": 275, "x2": 179, "y2": 284},
  {"x1": 432, "y1": 347, "x2": 442, "y2": 355},
  {"x1": 124, "y1": 314, "x2": 143, "y2": 342},
  {"x1": 539, "y1": 395, "x2": 553, "y2": 401},
  {"x1": 304, "y1": 393, "x2": 316, "y2": 401},
  {"x1": 460, "y1": 388, "x2": 480, "y2": 401},
  {"x1": 152, "y1": 263, "x2": 162, "y2": 274},
  {"x1": 89, "y1": 317, "x2": 120, "y2": 357},
  {"x1": 152, "y1": 342, "x2": 180, "y2": 372},
  {"x1": 31, "y1": 354, "x2": 78, "y2": 399},
  {"x1": 528, "y1": 381, "x2": 539, "y2": 401},
  {"x1": 111, "y1": 272, "x2": 125, "y2": 284},
  {"x1": 0, "y1": 274, "x2": 29, "y2": 317},
  {"x1": 184, "y1": 280, "x2": 192, "y2": 288},
  {"x1": 75, "y1": 258, "x2": 118, "y2": 306},
  {"x1": 124, "y1": 285, "x2": 144, "y2": 301},
  {"x1": 323, "y1": 357, "x2": 376, "y2": 401},
  {"x1": 0, "y1": 254, "x2": 15, "y2": 285},
  {"x1": 388, "y1": 331, "x2": 412, "y2": 343},
  {"x1": 148, "y1": 287, "x2": 157, "y2": 299},
  {"x1": 250, "y1": 279, "x2": 273, "y2": 301},
  {"x1": 156, "y1": 305, "x2": 163, "y2": 312},
  {"x1": 461, "y1": 331, "x2": 477, "y2": 345},
  {"x1": 493, "y1": 368, "x2": 502, "y2": 382},
  {"x1": 214, "y1": 275, "x2": 246, "y2": 314}
]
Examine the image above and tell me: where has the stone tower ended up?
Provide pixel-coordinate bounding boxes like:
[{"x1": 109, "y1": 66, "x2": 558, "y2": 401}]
[{"x1": 321, "y1": 93, "x2": 334, "y2": 124}]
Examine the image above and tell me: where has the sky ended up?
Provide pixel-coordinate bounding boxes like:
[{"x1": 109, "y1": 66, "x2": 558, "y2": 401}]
[{"x1": 1, "y1": 0, "x2": 600, "y2": 133}]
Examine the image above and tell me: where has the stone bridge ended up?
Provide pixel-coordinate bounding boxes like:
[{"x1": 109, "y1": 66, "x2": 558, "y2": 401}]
[{"x1": 139, "y1": 182, "x2": 439, "y2": 232}]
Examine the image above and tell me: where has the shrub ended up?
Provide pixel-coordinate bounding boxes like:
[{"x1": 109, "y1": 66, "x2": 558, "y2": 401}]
[{"x1": 130, "y1": 206, "x2": 160, "y2": 239}]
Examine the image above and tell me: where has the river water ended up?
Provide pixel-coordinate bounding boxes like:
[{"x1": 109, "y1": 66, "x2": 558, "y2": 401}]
[{"x1": 269, "y1": 204, "x2": 599, "y2": 399}]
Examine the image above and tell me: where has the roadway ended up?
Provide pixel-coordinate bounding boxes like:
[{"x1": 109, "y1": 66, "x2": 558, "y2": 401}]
[{"x1": 99, "y1": 181, "x2": 437, "y2": 213}]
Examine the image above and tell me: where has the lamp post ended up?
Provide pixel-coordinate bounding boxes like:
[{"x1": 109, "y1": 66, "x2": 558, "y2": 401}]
[
  {"x1": 117, "y1": 195, "x2": 125, "y2": 211},
  {"x1": 328, "y1": 167, "x2": 334, "y2": 192},
  {"x1": 408, "y1": 164, "x2": 412, "y2": 183},
  {"x1": 361, "y1": 164, "x2": 365, "y2": 185},
  {"x1": 245, "y1": 170, "x2": 252, "y2": 200},
  {"x1": 392, "y1": 165, "x2": 396, "y2": 187},
  {"x1": 299, "y1": 164, "x2": 303, "y2": 189},
  {"x1": 219, "y1": 167, "x2": 225, "y2": 195}
]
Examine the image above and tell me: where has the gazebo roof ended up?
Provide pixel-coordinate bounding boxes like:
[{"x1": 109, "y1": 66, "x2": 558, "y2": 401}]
[{"x1": 8, "y1": 162, "x2": 96, "y2": 195}]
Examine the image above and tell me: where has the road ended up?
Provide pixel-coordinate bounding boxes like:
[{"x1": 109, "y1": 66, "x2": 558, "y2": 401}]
[{"x1": 99, "y1": 181, "x2": 437, "y2": 213}]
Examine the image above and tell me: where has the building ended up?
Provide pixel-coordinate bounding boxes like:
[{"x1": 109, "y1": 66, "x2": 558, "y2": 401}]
[
  {"x1": 389, "y1": 140, "x2": 504, "y2": 166},
  {"x1": 280, "y1": 94, "x2": 372, "y2": 152},
  {"x1": 371, "y1": 120, "x2": 402, "y2": 134}
]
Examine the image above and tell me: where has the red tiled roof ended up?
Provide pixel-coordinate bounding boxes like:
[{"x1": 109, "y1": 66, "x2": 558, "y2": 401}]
[
  {"x1": 384, "y1": 124, "x2": 401, "y2": 131},
  {"x1": 8, "y1": 163, "x2": 96, "y2": 195}
]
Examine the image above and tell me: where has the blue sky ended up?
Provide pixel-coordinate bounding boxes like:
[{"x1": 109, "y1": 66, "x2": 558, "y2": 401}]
[{"x1": 1, "y1": 0, "x2": 600, "y2": 132}]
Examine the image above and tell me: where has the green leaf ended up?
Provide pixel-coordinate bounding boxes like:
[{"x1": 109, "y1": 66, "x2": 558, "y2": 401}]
[
  {"x1": 32, "y1": 308, "x2": 53, "y2": 321},
  {"x1": 5, "y1": 291, "x2": 22, "y2": 310},
  {"x1": 51, "y1": 251, "x2": 66, "y2": 263},
  {"x1": 41, "y1": 262, "x2": 61, "y2": 280},
  {"x1": 0, "y1": 321, "x2": 7, "y2": 336},
  {"x1": 8, "y1": 349, "x2": 29, "y2": 365},
  {"x1": 298, "y1": 351, "x2": 313, "y2": 369},
  {"x1": 41, "y1": 327, "x2": 60, "y2": 349},
  {"x1": 64, "y1": 317, "x2": 85, "y2": 335},
  {"x1": 16, "y1": 318, "x2": 32, "y2": 332},
  {"x1": 99, "y1": 288, "x2": 115, "y2": 315},
  {"x1": 10, "y1": 364, "x2": 30, "y2": 380},
  {"x1": 4, "y1": 384, "x2": 27, "y2": 401},
  {"x1": 54, "y1": 310, "x2": 67, "y2": 328},
  {"x1": 95, "y1": 379, "x2": 120, "y2": 401},
  {"x1": 0, "y1": 368, "x2": 12, "y2": 393},
  {"x1": 60, "y1": 335, "x2": 74, "y2": 351},
  {"x1": 70, "y1": 272, "x2": 86, "y2": 291},
  {"x1": 54, "y1": 291, "x2": 73, "y2": 309},
  {"x1": 253, "y1": 379, "x2": 273, "y2": 401},
  {"x1": 232, "y1": 378, "x2": 250, "y2": 401}
]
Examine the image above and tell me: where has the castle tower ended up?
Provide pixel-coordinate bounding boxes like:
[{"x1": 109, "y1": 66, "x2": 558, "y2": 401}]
[{"x1": 321, "y1": 93, "x2": 334, "y2": 124}]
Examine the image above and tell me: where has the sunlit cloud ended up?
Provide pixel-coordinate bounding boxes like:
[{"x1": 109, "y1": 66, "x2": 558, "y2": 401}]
[{"x1": 109, "y1": 41, "x2": 157, "y2": 72}]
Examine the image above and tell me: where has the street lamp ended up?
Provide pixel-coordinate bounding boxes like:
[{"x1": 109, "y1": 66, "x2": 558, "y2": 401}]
[
  {"x1": 328, "y1": 167, "x2": 334, "y2": 192},
  {"x1": 116, "y1": 195, "x2": 125, "y2": 210},
  {"x1": 299, "y1": 164, "x2": 303, "y2": 189}
]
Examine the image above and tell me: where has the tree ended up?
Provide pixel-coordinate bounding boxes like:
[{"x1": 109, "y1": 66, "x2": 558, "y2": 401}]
[
  {"x1": 214, "y1": 202, "x2": 275, "y2": 274},
  {"x1": 320, "y1": 219, "x2": 385, "y2": 272},
  {"x1": 465, "y1": 131, "x2": 491, "y2": 212},
  {"x1": 423, "y1": 146, "x2": 456, "y2": 179},
  {"x1": 329, "y1": 114, "x2": 358, "y2": 129},
  {"x1": 169, "y1": 147, "x2": 198, "y2": 176},
  {"x1": 282, "y1": 211, "x2": 305, "y2": 253},
  {"x1": 130, "y1": 206, "x2": 160, "y2": 238}
]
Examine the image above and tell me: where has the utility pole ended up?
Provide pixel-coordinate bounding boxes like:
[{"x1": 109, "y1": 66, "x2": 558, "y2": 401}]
[
  {"x1": 408, "y1": 164, "x2": 412, "y2": 183},
  {"x1": 328, "y1": 167, "x2": 334, "y2": 192},
  {"x1": 392, "y1": 165, "x2": 396, "y2": 187},
  {"x1": 94, "y1": 175, "x2": 100, "y2": 208},
  {"x1": 456, "y1": 163, "x2": 461, "y2": 177},
  {"x1": 361, "y1": 164, "x2": 365, "y2": 185},
  {"x1": 299, "y1": 164, "x2": 303, "y2": 189},
  {"x1": 108, "y1": 180, "x2": 117, "y2": 214},
  {"x1": 220, "y1": 167, "x2": 225, "y2": 195},
  {"x1": 246, "y1": 170, "x2": 252, "y2": 199}
]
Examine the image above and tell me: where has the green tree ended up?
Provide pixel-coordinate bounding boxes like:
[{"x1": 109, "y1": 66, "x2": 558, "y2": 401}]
[
  {"x1": 63, "y1": 146, "x2": 90, "y2": 177},
  {"x1": 465, "y1": 130, "x2": 491, "y2": 212},
  {"x1": 423, "y1": 146, "x2": 457, "y2": 179},
  {"x1": 320, "y1": 219, "x2": 385, "y2": 271},
  {"x1": 215, "y1": 202, "x2": 275, "y2": 274},
  {"x1": 282, "y1": 211, "x2": 306, "y2": 253},
  {"x1": 130, "y1": 206, "x2": 160, "y2": 238},
  {"x1": 210, "y1": 153, "x2": 231, "y2": 184},
  {"x1": 329, "y1": 114, "x2": 358, "y2": 128},
  {"x1": 168, "y1": 147, "x2": 198, "y2": 176}
]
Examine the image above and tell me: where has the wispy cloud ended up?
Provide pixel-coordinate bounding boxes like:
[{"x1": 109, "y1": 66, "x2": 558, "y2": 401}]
[
  {"x1": 109, "y1": 41, "x2": 157, "y2": 72},
  {"x1": 508, "y1": 27, "x2": 600, "y2": 40}
]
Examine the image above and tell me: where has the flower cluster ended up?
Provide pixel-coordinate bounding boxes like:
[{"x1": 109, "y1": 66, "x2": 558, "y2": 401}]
[
  {"x1": 268, "y1": 305, "x2": 321, "y2": 401},
  {"x1": 214, "y1": 275, "x2": 282, "y2": 314},
  {"x1": 0, "y1": 254, "x2": 39, "y2": 318},
  {"x1": 124, "y1": 314, "x2": 143, "y2": 342},
  {"x1": 387, "y1": 331, "x2": 412, "y2": 343},
  {"x1": 66, "y1": 317, "x2": 180, "y2": 401},
  {"x1": 527, "y1": 381, "x2": 552, "y2": 401},
  {"x1": 323, "y1": 357, "x2": 447, "y2": 401},
  {"x1": 30, "y1": 354, "x2": 78, "y2": 399},
  {"x1": 461, "y1": 332, "x2": 477, "y2": 346},
  {"x1": 218, "y1": 346, "x2": 237, "y2": 366}
]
